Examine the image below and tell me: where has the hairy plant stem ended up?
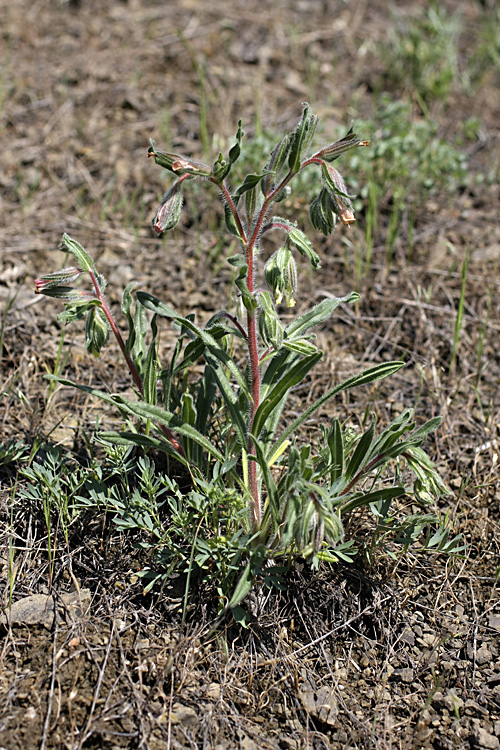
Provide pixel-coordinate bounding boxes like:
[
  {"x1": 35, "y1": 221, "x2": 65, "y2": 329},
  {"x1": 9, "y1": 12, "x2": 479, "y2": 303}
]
[
  {"x1": 220, "y1": 168, "x2": 299, "y2": 531},
  {"x1": 245, "y1": 242, "x2": 261, "y2": 529},
  {"x1": 88, "y1": 270, "x2": 184, "y2": 455}
]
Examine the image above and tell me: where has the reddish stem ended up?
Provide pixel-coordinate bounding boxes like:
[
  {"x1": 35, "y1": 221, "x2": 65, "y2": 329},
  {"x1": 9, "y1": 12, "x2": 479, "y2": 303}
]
[{"x1": 217, "y1": 167, "x2": 299, "y2": 530}]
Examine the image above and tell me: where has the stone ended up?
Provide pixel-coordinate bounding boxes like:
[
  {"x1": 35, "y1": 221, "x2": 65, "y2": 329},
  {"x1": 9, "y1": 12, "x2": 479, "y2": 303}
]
[
  {"x1": 170, "y1": 704, "x2": 198, "y2": 727},
  {"x1": 298, "y1": 677, "x2": 338, "y2": 726},
  {"x1": 477, "y1": 647, "x2": 493, "y2": 666},
  {"x1": 0, "y1": 590, "x2": 91, "y2": 628},
  {"x1": 471, "y1": 727, "x2": 500, "y2": 749},
  {"x1": 443, "y1": 690, "x2": 464, "y2": 714}
]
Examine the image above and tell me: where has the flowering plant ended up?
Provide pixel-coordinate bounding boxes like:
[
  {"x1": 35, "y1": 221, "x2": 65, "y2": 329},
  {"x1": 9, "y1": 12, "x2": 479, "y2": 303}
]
[{"x1": 36, "y1": 104, "x2": 458, "y2": 617}]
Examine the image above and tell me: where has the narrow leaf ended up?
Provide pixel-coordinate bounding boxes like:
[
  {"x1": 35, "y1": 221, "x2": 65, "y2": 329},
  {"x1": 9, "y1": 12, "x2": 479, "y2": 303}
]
[
  {"x1": 345, "y1": 418, "x2": 376, "y2": 481},
  {"x1": 137, "y1": 292, "x2": 250, "y2": 397},
  {"x1": 252, "y1": 351, "x2": 322, "y2": 438},
  {"x1": 271, "y1": 361, "x2": 405, "y2": 456},
  {"x1": 234, "y1": 172, "x2": 273, "y2": 198},
  {"x1": 328, "y1": 419, "x2": 343, "y2": 483},
  {"x1": 285, "y1": 293, "x2": 359, "y2": 338},
  {"x1": 60, "y1": 234, "x2": 96, "y2": 273},
  {"x1": 340, "y1": 486, "x2": 405, "y2": 513}
]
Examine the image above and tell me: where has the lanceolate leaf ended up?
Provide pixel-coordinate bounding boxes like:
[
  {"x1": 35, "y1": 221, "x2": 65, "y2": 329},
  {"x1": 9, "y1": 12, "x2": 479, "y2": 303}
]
[
  {"x1": 285, "y1": 293, "x2": 359, "y2": 338},
  {"x1": 269, "y1": 217, "x2": 320, "y2": 268},
  {"x1": 121, "y1": 283, "x2": 136, "y2": 354},
  {"x1": 249, "y1": 435, "x2": 278, "y2": 521},
  {"x1": 98, "y1": 430, "x2": 191, "y2": 464},
  {"x1": 328, "y1": 419, "x2": 344, "y2": 483},
  {"x1": 60, "y1": 233, "x2": 96, "y2": 273},
  {"x1": 143, "y1": 322, "x2": 158, "y2": 406},
  {"x1": 340, "y1": 486, "x2": 406, "y2": 513},
  {"x1": 270, "y1": 361, "x2": 405, "y2": 456},
  {"x1": 204, "y1": 349, "x2": 249, "y2": 451},
  {"x1": 345, "y1": 418, "x2": 376, "y2": 481},
  {"x1": 45, "y1": 377, "x2": 225, "y2": 462},
  {"x1": 228, "y1": 119, "x2": 244, "y2": 165},
  {"x1": 137, "y1": 292, "x2": 250, "y2": 398},
  {"x1": 234, "y1": 171, "x2": 273, "y2": 198},
  {"x1": 227, "y1": 560, "x2": 254, "y2": 610},
  {"x1": 252, "y1": 351, "x2": 322, "y2": 438},
  {"x1": 288, "y1": 103, "x2": 318, "y2": 174}
]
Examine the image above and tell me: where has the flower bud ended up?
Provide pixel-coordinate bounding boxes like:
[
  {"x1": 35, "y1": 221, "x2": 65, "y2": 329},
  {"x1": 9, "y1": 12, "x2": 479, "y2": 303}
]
[
  {"x1": 309, "y1": 189, "x2": 337, "y2": 236},
  {"x1": 264, "y1": 251, "x2": 282, "y2": 304},
  {"x1": 35, "y1": 267, "x2": 82, "y2": 294},
  {"x1": 148, "y1": 139, "x2": 212, "y2": 177},
  {"x1": 152, "y1": 180, "x2": 183, "y2": 235},
  {"x1": 85, "y1": 306, "x2": 110, "y2": 356},
  {"x1": 261, "y1": 133, "x2": 292, "y2": 195},
  {"x1": 320, "y1": 162, "x2": 356, "y2": 226},
  {"x1": 282, "y1": 251, "x2": 297, "y2": 308},
  {"x1": 318, "y1": 125, "x2": 369, "y2": 163}
]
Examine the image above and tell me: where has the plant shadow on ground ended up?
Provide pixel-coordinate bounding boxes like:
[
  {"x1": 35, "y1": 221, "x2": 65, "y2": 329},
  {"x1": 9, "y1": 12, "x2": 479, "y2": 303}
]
[{"x1": 1, "y1": 0, "x2": 500, "y2": 748}]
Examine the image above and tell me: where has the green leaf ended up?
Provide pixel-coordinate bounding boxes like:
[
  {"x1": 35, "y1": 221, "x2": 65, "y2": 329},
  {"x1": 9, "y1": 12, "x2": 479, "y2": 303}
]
[
  {"x1": 320, "y1": 161, "x2": 353, "y2": 201},
  {"x1": 285, "y1": 293, "x2": 359, "y2": 338},
  {"x1": 345, "y1": 417, "x2": 376, "y2": 482},
  {"x1": 407, "y1": 416, "x2": 443, "y2": 444},
  {"x1": 228, "y1": 119, "x2": 244, "y2": 165},
  {"x1": 261, "y1": 133, "x2": 292, "y2": 196},
  {"x1": 269, "y1": 217, "x2": 320, "y2": 268},
  {"x1": 224, "y1": 202, "x2": 244, "y2": 240},
  {"x1": 245, "y1": 186, "x2": 257, "y2": 224},
  {"x1": 227, "y1": 560, "x2": 254, "y2": 609},
  {"x1": 281, "y1": 338, "x2": 318, "y2": 356},
  {"x1": 204, "y1": 348, "x2": 249, "y2": 450},
  {"x1": 252, "y1": 351, "x2": 322, "y2": 438},
  {"x1": 234, "y1": 171, "x2": 273, "y2": 198},
  {"x1": 270, "y1": 361, "x2": 405, "y2": 456},
  {"x1": 137, "y1": 293, "x2": 250, "y2": 398},
  {"x1": 340, "y1": 486, "x2": 405, "y2": 513},
  {"x1": 181, "y1": 392, "x2": 197, "y2": 462},
  {"x1": 288, "y1": 225, "x2": 320, "y2": 268},
  {"x1": 249, "y1": 434, "x2": 278, "y2": 521},
  {"x1": 45, "y1": 377, "x2": 226, "y2": 462},
  {"x1": 231, "y1": 605, "x2": 252, "y2": 627},
  {"x1": 98, "y1": 430, "x2": 190, "y2": 464},
  {"x1": 328, "y1": 419, "x2": 343, "y2": 483},
  {"x1": 143, "y1": 319, "x2": 158, "y2": 405},
  {"x1": 288, "y1": 103, "x2": 318, "y2": 174},
  {"x1": 60, "y1": 234, "x2": 96, "y2": 273},
  {"x1": 121, "y1": 283, "x2": 137, "y2": 354},
  {"x1": 131, "y1": 296, "x2": 148, "y2": 375}
]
